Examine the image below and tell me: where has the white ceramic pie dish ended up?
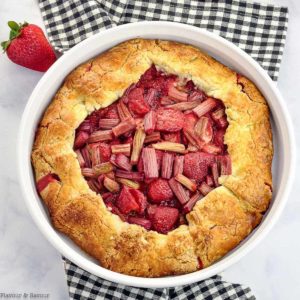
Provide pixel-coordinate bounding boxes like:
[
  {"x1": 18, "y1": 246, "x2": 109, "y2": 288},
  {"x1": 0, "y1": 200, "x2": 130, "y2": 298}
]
[{"x1": 18, "y1": 21, "x2": 295, "y2": 288}]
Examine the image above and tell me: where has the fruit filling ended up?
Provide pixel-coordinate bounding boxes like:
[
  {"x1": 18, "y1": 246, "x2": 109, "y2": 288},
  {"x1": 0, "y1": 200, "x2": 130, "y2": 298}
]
[{"x1": 71, "y1": 65, "x2": 232, "y2": 234}]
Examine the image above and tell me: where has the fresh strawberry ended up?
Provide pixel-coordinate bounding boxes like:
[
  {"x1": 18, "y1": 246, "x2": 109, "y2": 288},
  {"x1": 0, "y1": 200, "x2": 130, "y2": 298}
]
[
  {"x1": 183, "y1": 152, "x2": 215, "y2": 181},
  {"x1": 1, "y1": 21, "x2": 56, "y2": 72},
  {"x1": 128, "y1": 88, "x2": 150, "y2": 116},
  {"x1": 149, "y1": 206, "x2": 179, "y2": 233},
  {"x1": 148, "y1": 178, "x2": 174, "y2": 203},
  {"x1": 156, "y1": 108, "x2": 184, "y2": 132}
]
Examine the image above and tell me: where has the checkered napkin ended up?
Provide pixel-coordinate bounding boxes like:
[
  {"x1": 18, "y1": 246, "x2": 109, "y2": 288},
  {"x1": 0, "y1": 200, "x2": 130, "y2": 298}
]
[{"x1": 38, "y1": 0, "x2": 288, "y2": 299}]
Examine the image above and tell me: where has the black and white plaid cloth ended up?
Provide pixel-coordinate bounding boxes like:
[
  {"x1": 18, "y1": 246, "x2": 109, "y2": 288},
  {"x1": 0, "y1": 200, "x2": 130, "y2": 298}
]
[
  {"x1": 39, "y1": 0, "x2": 288, "y2": 81},
  {"x1": 38, "y1": 0, "x2": 289, "y2": 299},
  {"x1": 63, "y1": 257, "x2": 255, "y2": 300}
]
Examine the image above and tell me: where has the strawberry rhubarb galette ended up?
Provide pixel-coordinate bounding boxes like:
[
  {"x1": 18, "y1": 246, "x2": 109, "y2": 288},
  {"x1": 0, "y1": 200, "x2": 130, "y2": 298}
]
[{"x1": 32, "y1": 39, "x2": 273, "y2": 277}]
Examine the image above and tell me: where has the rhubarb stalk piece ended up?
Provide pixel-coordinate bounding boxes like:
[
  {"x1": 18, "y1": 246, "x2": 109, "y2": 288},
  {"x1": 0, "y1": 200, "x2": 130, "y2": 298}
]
[
  {"x1": 131, "y1": 128, "x2": 146, "y2": 164},
  {"x1": 143, "y1": 110, "x2": 156, "y2": 134},
  {"x1": 144, "y1": 132, "x2": 161, "y2": 144},
  {"x1": 183, "y1": 192, "x2": 203, "y2": 213},
  {"x1": 193, "y1": 98, "x2": 218, "y2": 117},
  {"x1": 111, "y1": 143, "x2": 131, "y2": 156},
  {"x1": 161, "y1": 152, "x2": 174, "y2": 179},
  {"x1": 112, "y1": 118, "x2": 136, "y2": 137},
  {"x1": 168, "y1": 177, "x2": 189, "y2": 204},
  {"x1": 115, "y1": 170, "x2": 144, "y2": 181},
  {"x1": 173, "y1": 156, "x2": 184, "y2": 176},
  {"x1": 88, "y1": 130, "x2": 113, "y2": 143},
  {"x1": 117, "y1": 101, "x2": 132, "y2": 120},
  {"x1": 142, "y1": 148, "x2": 159, "y2": 179},
  {"x1": 103, "y1": 176, "x2": 120, "y2": 193},
  {"x1": 152, "y1": 142, "x2": 186, "y2": 154},
  {"x1": 99, "y1": 118, "x2": 120, "y2": 129},
  {"x1": 175, "y1": 173, "x2": 197, "y2": 192},
  {"x1": 116, "y1": 178, "x2": 140, "y2": 189}
]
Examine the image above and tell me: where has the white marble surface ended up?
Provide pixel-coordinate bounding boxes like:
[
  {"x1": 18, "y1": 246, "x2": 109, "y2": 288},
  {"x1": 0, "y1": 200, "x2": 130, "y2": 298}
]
[{"x1": 0, "y1": 0, "x2": 299, "y2": 299}]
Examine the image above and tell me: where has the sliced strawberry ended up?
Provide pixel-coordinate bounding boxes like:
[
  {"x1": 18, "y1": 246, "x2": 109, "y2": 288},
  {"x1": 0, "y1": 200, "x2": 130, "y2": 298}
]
[
  {"x1": 115, "y1": 186, "x2": 139, "y2": 214},
  {"x1": 99, "y1": 103, "x2": 119, "y2": 119},
  {"x1": 128, "y1": 88, "x2": 150, "y2": 116},
  {"x1": 183, "y1": 152, "x2": 215, "y2": 181},
  {"x1": 106, "y1": 202, "x2": 126, "y2": 221},
  {"x1": 74, "y1": 131, "x2": 89, "y2": 149},
  {"x1": 149, "y1": 206, "x2": 179, "y2": 234},
  {"x1": 156, "y1": 108, "x2": 184, "y2": 132},
  {"x1": 139, "y1": 65, "x2": 158, "y2": 82},
  {"x1": 36, "y1": 173, "x2": 59, "y2": 193},
  {"x1": 78, "y1": 120, "x2": 91, "y2": 133},
  {"x1": 162, "y1": 132, "x2": 181, "y2": 143},
  {"x1": 148, "y1": 178, "x2": 174, "y2": 203},
  {"x1": 183, "y1": 112, "x2": 198, "y2": 132},
  {"x1": 128, "y1": 216, "x2": 152, "y2": 230},
  {"x1": 130, "y1": 189, "x2": 147, "y2": 213},
  {"x1": 119, "y1": 83, "x2": 136, "y2": 104},
  {"x1": 98, "y1": 142, "x2": 111, "y2": 162}
]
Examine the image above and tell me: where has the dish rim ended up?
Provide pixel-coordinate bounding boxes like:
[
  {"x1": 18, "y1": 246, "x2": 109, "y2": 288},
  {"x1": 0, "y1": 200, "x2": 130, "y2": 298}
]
[{"x1": 18, "y1": 21, "x2": 295, "y2": 288}]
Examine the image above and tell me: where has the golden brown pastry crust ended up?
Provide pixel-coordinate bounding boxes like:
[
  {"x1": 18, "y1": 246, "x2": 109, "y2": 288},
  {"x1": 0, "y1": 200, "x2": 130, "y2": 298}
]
[{"x1": 31, "y1": 39, "x2": 273, "y2": 276}]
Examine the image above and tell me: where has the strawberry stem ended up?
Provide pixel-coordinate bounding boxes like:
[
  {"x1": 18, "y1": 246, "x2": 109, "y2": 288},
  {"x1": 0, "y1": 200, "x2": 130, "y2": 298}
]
[{"x1": 1, "y1": 21, "x2": 28, "y2": 52}]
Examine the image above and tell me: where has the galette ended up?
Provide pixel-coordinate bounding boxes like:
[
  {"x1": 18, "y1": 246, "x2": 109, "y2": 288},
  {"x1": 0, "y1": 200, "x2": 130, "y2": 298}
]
[{"x1": 32, "y1": 39, "x2": 273, "y2": 277}]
